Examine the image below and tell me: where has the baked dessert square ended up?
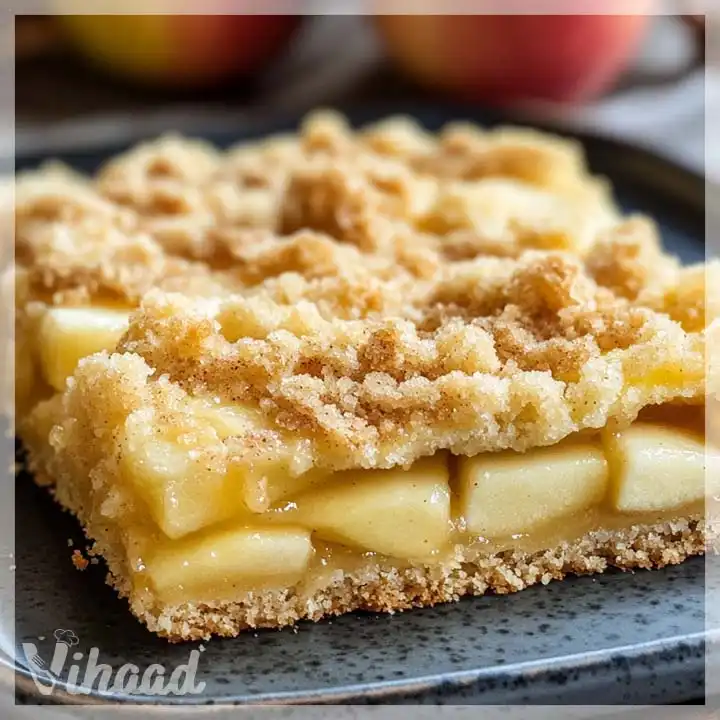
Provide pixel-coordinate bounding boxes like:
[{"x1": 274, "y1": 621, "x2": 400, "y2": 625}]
[{"x1": 14, "y1": 112, "x2": 714, "y2": 641}]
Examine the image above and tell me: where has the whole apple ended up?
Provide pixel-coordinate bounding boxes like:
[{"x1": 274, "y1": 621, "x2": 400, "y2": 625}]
[
  {"x1": 375, "y1": 13, "x2": 654, "y2": 104},
  {"x1": 58, "y1": 13, "x2": 301, "y2": 88}
]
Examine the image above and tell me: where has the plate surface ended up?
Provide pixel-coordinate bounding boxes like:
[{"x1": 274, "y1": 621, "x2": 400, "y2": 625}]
[{"x1": 10, "y1": 106, "x2": 706, "y2": 706}]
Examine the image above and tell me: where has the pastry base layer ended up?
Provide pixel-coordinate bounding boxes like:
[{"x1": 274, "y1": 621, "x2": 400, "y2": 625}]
[{"x1": 77, "y1": 494, "x2": 707, "y2": 642}]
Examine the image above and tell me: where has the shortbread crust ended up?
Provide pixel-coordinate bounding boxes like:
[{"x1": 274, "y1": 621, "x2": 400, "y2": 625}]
[{"x1": 75, "y1": 511, "x2": 711, "y2": 642}]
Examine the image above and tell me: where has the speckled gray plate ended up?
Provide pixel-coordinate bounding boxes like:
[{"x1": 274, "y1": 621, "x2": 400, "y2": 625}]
[{"x1": 9, "y1": 106, "x2": 707, "y2": 706}]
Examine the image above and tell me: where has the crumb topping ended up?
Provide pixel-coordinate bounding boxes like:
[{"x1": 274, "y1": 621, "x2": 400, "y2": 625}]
[
  {"x1": 16, "y1": 112, "x2": 710, "y2": 474},
  {"x1": 15, "y1": 110, "x2": 619, "y2": 311},
  {"x1": 50, "y1": 250, "x2": 705, "y2": 477},
  {"x1": 71, "y1": 549, "x2": 89, "y2": 571}
]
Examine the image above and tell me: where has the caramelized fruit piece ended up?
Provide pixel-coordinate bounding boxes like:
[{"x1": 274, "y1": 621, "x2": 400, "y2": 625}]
[
  {"x1": 457, "y1": 442, "x2": 608, "y2": 538},
  {"x1": 39, "y1": 307, "x2": 129, "y2": 391},
  {"x1": 145, "y1": 525, "x2": 313, "y2": 603},
  {"x1": 605, "y1": 423, "x2": 706, "y2": 513},
  {"x1": 279, "y1": 455, "x2": 451, "y2": 560},
  {"x1": 120, "y1": 419, "x2": 245, "y2": 539}
]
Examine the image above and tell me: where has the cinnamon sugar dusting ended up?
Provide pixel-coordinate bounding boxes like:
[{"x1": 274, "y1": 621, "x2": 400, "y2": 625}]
[{"x1": 51, "y1": 247, "x2": 704, "y2": 480}]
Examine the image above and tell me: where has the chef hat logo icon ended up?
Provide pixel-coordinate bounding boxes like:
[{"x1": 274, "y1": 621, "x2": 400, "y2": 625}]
[{"x1": 53, "y1": 629, "x2": 79, "y2": 647}]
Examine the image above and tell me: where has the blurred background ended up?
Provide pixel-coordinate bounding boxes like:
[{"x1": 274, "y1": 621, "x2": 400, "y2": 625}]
[{"x1": 14, "y1": 12, "x2": 709, "y2": 173}]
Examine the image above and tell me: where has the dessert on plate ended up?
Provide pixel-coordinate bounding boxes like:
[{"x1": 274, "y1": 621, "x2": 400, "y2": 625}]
[{"x1": 14, "y1": 112, "x2": 715, "y2": 641}]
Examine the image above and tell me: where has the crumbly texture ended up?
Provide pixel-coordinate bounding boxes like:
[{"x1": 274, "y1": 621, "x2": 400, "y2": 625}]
[
  {"x1": 44, "y1": 251, "x2": 705, "y2": 483},
  {"x1": 14, "y1": 111, "x2": 618, "y2": 309},
  {"x1": 14, "y1": 112, "x2": 713, "y2": 640},
  {"x1": 71, "y1": 549, "x2": 89, "y2": 571}
]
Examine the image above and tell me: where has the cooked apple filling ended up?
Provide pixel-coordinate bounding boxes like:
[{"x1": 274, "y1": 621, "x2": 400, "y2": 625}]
[
  {"x1": 27, "y1": 377, "x2": 709, "y2": 610},
  {"x1": 122, "y1": 414, "x2": 708, "y2": 608},
  {"x1": 39, "y1": 306, "x2": 130, "y2": 391},
  {"x1": 15, "y1": 112, "x2": 715, "y2": 641}
]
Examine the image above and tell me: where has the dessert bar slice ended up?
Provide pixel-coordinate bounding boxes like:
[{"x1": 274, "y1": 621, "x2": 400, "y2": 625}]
[
  {"x1": 21, "y1": 252, "x2": 713, "y2": 641},
  {"x1": 14, "y1": 112, "x2": 714, "y2": 641}
]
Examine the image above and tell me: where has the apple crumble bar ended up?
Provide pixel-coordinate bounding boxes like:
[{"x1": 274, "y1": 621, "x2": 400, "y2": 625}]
[{"x1": 14, "y1": 112, "x2": 714, "y2": 641}]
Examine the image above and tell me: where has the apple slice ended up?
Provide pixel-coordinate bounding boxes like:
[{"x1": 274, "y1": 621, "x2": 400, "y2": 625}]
[
  {"x1": 188, "y1": 399, "x2": 265, "y2": 439},
  {"x1": 187, "y1": 398, "x2": 332, "y2": 512},
  {"x1": 39, "y1": 307, "x2": 129, "y2": 391},
  {"x1": 605, "y1": 423, "x2": 706, "y2": 513},
  {"x1": 280, "y1": 455, "x2": 451, "y2": 560},
  {"x1": 240, "y1": 468, "x2": 334, "y2": 513},
  {"x1": 120, "y1": 419, "x2": 246, "y2": 539},
  {"x1": 145, "y1": 525, "x2": 313, "y2": 603},
  {"x1": 457, "y1": 442, "x2": 608, "y2": 538}
]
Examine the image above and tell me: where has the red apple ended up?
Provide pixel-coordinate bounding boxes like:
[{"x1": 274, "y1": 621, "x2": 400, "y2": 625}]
[
  {"x1": 375, "y1": 12, "x2": 654, "y2": 104},
  {"x1": 58, "y1": 13, "x2": 301, "y2": 88}
]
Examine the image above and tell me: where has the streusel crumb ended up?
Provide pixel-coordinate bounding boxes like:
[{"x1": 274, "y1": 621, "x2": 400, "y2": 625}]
[
  {"x1": 41, "y1": 249, "x2": 703, "y2": 484},
  {"x1": 15, "y1": 111, "x2": 619, "y2": 310}
]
